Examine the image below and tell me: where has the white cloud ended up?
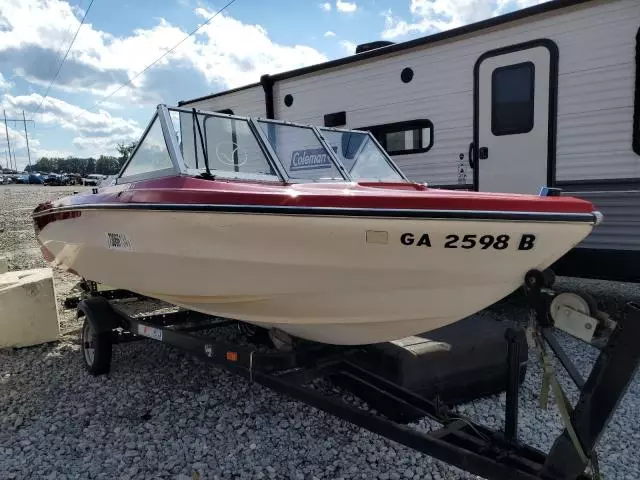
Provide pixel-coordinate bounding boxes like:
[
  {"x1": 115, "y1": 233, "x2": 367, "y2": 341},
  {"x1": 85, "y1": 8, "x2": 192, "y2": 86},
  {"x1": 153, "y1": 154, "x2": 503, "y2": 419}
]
[
  {"x1": 0, "y1": 0, "x2": 329, "y2": 157},
  {"x1": 3, "y1": 93, "x2": 142, "y2": 157},
  {"x1": 321, "y1": 2, "x2": 332, "y2": 11},
  {"x1": 340, "y1": 40, "x2": 357, "y2": 55},
  {"x1": 0, "y1": 122, "x2": 50, "y2": 171},
  {"x1": 336, "y1": 0, "x2": 357, "y2": 13},
  {"x1": 381, "y1": 0, "x2": 550, "y2": 40},
  {"x1": 0, "y1": 73, "x2": 12, "y2": 90},
  {"x1": 192, "y1": 7, "x2": 327, "y2": 87},
  {"x1": 511, "y1": 0, "x2": 552, "y2": 7},
  {"x1": 0, "y1": 123, "x2": 29, "y2": 152},
  {"x1": 30, "y1": 147, "x2": 74, "y2": 159},
  {"x1": 324, "y1": 31, "x2": 336, "y2": 38},
  {"x1": 0, "y1": 0, "x2": 328, "y2": 103}
]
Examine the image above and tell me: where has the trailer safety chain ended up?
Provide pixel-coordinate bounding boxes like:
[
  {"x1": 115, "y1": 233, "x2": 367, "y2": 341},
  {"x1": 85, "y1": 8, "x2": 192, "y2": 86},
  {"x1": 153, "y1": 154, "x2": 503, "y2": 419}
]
[
  {"x1": 249, "y1": 351, "x2": 255, "y2": 383},
  {"x1": 532, "y1": 328, "x2": 602, "y2": 480},
  {"x1": 522, "y1": 270, "x2": 602, "y2": 480}
]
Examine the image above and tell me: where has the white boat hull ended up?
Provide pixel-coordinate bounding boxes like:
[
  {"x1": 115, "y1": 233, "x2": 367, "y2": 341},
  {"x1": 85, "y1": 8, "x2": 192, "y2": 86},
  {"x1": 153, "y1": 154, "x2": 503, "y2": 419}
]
[{"x1": 37, "y1": 209, "x2": 593, "y2": 344}]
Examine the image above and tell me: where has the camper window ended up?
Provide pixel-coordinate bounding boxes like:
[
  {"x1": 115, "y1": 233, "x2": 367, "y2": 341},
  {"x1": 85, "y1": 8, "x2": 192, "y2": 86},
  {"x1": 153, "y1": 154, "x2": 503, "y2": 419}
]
[
  {"x1": 491, "y1": 62, "x2": 535, "y2": 136},
  {"x1": 362, "y1": 120, "x2": 434, "y2": 156},
  {"x1": 319, "y1": 128, "x2": 405, "y2": 182}
]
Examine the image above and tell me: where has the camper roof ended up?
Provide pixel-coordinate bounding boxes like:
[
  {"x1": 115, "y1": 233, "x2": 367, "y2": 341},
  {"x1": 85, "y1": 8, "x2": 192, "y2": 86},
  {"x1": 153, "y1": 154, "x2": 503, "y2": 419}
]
[{"x1": 179, "y1": 0, "x2": 595, "y2": 106}]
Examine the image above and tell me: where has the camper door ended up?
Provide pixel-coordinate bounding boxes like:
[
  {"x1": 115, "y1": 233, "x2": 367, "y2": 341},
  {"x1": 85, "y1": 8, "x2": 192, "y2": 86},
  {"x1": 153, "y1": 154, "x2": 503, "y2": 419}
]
[{"x1": 474, "y1": 42, "x2": 556, "y2": 194}]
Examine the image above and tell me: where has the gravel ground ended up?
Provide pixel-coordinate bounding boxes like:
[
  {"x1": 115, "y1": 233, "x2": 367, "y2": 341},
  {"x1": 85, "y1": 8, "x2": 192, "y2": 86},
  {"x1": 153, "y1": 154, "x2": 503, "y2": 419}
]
[{"x1": 1, "y1": 185, "x2": 639, "y2": 479}]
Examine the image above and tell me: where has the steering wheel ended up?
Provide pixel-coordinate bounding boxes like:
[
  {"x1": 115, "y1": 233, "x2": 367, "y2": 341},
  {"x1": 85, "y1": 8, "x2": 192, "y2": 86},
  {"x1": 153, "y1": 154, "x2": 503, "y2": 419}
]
[{"x1": 215, "y1": 142, "x2": 248, "y2": 167}]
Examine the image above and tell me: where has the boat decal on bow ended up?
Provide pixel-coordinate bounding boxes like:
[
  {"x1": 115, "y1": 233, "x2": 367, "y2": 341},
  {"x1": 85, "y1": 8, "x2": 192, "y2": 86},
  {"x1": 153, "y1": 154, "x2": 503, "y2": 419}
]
[
  {"x1": 400, "y1": 232, "x2": 537, "y2": 250},
  {"x1": 32, "y1": 203, "x2": 602, "y2": 224}
]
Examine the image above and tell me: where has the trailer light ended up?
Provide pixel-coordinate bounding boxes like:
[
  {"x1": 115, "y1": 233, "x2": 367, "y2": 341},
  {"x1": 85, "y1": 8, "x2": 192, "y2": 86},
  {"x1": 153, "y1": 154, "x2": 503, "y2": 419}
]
[{"x1": 226, "y1": 351, "x2": 238, "y2": 361}]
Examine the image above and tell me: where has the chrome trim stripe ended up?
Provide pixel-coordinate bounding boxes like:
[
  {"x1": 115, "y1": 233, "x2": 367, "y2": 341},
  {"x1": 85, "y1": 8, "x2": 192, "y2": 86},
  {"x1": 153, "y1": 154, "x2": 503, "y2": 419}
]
[{"x1": 32, "y1": 203, "x2": 601, "y2": 224}]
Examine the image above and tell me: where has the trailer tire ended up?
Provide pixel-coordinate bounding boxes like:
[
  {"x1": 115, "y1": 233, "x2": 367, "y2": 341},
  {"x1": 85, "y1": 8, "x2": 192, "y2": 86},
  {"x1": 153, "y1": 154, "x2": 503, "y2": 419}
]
[{"x1": 80, "y1": 313, "x2": 112, "y2": 375}]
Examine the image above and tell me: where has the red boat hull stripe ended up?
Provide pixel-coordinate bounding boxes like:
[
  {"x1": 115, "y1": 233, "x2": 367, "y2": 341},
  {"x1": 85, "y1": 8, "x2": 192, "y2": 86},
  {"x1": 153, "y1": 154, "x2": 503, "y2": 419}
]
[{"x1": 33, "y1": 203, "x2": 598, "y2": 224}]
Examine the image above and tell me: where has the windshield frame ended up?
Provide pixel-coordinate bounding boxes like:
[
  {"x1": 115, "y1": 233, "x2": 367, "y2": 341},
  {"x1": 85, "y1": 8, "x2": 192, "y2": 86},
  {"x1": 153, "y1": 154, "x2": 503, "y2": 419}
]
[
  {"x1": 117, "y1": 105, "x2": 409, "y2": 185},
  {"x1": 116, "y1": 110, "x2": 181, "y2": 185},
  {"x1": 317, "y1": 125, "x2": 409, "y2": 182},
  {"x1": 167, "y1": 106, "x2": 287, "y2": 182}
]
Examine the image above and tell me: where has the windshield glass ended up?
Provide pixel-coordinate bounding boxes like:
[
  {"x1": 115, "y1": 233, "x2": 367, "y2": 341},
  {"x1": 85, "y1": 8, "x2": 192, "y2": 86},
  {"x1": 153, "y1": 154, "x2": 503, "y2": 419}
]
[
  {"x1": 169, "y1": 109, "x2": 280, "y2": 181},
  {"x1": 167, "y1": 108, "x2": 407, "y2": 184},
  {"x1": 257, "y1": 121, "x2": 345, "y2": 181},
  {"x1": 120, "y1": 116, "x2": 173, "y2": 179},
  {"x1": 319, "y1": 129, "x2": 405, "y2": 182}
]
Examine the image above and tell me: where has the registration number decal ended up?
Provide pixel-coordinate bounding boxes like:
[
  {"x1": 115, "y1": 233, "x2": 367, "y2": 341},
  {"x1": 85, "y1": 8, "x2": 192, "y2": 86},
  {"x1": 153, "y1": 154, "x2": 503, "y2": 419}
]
[
  {"x1": 137, "y1": 325, "x2": 163, "y2": 341},
  {"x1": 106, "y1": 232, "x2": 132, "y2": 251},
  {"x1": 400, "y1": 233, "x2": 536, "y2": 251}
]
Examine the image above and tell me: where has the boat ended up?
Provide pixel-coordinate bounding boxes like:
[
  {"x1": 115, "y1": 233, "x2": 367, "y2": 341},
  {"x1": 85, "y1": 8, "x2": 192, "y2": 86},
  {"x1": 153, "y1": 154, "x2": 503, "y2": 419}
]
[{"x1": 33, "y1": 105, "x2": 601, "y2": 345}]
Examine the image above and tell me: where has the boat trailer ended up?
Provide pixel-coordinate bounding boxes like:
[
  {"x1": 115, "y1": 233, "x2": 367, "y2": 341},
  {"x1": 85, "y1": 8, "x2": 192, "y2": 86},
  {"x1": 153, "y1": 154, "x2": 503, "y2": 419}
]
[{"x1": 76, "y1": 271, "x2": 640, "y2": 480}]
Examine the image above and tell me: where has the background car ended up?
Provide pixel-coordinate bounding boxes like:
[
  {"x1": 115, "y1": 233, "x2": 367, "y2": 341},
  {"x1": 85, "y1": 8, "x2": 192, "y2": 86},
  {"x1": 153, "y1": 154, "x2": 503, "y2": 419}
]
[
  {"x1": 82, "y1": 174, "x2": 107, "y2": 186},
  {"x1": 17, "y1": 173, "x2": 44, "y2": 184},
  {"x1": 43, "y1": 174, "x2": 67, "y2": 186}
]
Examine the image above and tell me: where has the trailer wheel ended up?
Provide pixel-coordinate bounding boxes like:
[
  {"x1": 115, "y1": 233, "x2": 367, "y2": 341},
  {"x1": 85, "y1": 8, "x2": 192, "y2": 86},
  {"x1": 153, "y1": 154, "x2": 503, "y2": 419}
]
[{"x1": 80, "y1": 314, "x2": 112, "y2": 375}]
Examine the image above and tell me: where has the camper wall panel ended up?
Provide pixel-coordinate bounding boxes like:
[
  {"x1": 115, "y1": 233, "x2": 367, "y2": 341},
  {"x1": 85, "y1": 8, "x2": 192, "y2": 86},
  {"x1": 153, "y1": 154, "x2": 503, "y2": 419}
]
[
  {"x1": 278, "y1": 95, "x2": 473, "y2": 186},
  {"x1": 183, "y1": 85, "x2": 266, "y2": 119},
  {"x1": 270, "y1": 0, "x2": 640, "y2": 186},
  {"x1": 556, "y1": 108, "x2": 635, "y2": 180},
  {"x1": 554, "y1": 15, "x2": 640, "y2": 180},
  {"x1": 565, "y1": 189, "x2": 640, "y2": 251},
  {"x1": 273, "y1": 60, "x2": 475, "y2": 186}
]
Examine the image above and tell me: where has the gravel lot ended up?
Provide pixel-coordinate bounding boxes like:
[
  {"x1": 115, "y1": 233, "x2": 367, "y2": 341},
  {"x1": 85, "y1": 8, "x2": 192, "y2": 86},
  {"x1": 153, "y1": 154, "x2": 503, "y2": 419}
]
[{"x1": 1, "y1": 185, "x2": 639, "y2": 480}]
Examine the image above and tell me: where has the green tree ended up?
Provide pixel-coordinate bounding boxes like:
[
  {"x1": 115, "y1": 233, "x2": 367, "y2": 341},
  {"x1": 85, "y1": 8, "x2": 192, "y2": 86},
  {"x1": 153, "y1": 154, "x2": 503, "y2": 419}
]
[
  {"x1": 95, "y1": 155, "x2": 121, "y2": 175},
  {"x1": 29, "y1": 140, "x2": 138, "y2": 176},
  {"x1": 117, "y1": 142, "x2": 137, "y2": 168}
]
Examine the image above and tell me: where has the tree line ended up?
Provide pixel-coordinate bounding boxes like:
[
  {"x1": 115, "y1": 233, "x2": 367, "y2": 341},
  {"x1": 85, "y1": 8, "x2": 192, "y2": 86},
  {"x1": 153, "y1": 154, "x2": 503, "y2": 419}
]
[{"x1": 24, "y1": 142, "x2": 137, "y2": 176}]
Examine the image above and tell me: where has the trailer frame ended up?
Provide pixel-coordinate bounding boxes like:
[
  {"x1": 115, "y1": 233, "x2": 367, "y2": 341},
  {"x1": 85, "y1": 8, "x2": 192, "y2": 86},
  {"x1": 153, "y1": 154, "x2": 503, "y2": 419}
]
[{"x1": 77, "y1": 273, "x2": 640, "y2": 480}]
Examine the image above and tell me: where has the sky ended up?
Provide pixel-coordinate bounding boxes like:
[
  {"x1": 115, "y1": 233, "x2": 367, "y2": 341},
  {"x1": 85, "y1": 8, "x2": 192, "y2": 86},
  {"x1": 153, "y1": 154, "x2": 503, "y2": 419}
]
[{"x1": 0, "y1": 0, "x2": 548, "y2": 171}]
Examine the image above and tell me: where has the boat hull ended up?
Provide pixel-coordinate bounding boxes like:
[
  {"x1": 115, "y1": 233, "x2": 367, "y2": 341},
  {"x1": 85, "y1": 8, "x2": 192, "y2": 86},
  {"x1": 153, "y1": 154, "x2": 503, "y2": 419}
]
[{"x1": 37, "y1": 208, "x2": 593, "y2": 344}]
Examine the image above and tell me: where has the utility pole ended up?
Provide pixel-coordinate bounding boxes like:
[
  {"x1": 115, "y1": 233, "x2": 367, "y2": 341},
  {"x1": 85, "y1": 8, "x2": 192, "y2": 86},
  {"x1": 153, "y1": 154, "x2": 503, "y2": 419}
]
[
  {"x1": 2, "y1": 110, "x2": 35, "y2": 172},
  {"x1": 22, "y1": 110, "x2": 32, "y2": 170},
  {"x1": 3, "y1": 109, "x2": 12, "y2": 171}
]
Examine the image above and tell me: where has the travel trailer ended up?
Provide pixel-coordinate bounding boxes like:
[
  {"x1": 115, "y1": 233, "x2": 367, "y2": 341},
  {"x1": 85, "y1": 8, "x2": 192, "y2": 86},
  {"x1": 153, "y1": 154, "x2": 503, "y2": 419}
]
[{"x1": 180, "y1": 0, "x2": 640, "y2": 282}]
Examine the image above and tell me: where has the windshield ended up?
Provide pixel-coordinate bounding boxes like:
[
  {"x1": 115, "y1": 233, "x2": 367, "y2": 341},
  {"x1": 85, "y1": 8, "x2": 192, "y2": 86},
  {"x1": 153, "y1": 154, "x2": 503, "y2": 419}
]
[
  {"x1": 319, "y1": 129, "x2": 405, "y2": 182},
  {"x1": 166, "y1": 107, "x2": 407, "y2": 184},
  {"x1": 256, "y1": 121, "x2": 345, "y2": 181},
  {"x1": 169, "y1": 109, "x2": 280, "y2": 181}
]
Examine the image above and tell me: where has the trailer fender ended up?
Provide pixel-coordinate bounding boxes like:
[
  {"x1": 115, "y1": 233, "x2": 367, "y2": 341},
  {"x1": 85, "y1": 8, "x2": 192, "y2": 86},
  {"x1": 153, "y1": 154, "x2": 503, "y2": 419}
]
[{"x1": 77, "y1": 297, "x2": 125, "y2": 334}]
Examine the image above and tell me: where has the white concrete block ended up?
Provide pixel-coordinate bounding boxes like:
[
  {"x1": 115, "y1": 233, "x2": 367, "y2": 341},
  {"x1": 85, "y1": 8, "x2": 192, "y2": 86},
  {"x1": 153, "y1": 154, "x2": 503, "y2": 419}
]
[
  {"x1": 0, "y1": 268, "x2": 59, "y2": 348},
  {"x1": 0, "y1": 256, "x2": 8, "y2": 274}
]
